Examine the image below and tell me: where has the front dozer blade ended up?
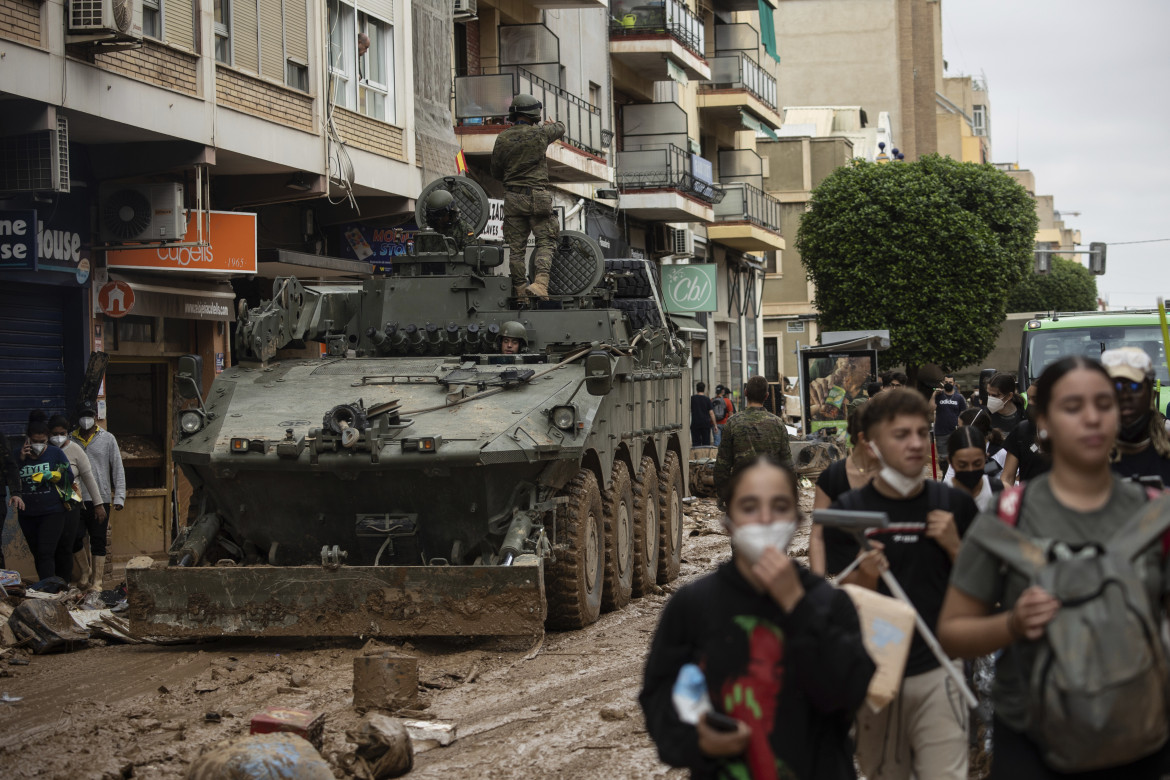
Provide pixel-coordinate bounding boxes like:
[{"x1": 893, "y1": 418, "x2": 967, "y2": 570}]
[{"x1": 126, "y1": 560, "x2": 545, "y2": 640}]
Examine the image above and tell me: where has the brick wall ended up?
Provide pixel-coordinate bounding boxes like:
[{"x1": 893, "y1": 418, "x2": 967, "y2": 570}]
[
  {"x1": 333, "y1": 108, "x2": 406, "y2": 161},
  {"x1": 0, "y1": 0, "x2": 41, "y2": 47},
  {"x1": 466, "y1": 19, "x2": 480, "y2": 73},
  {"x1": 215, "y1": 67, "x2": 314, "y2": 133},
  {"x1": 94, "y1": 40, "x2": 199, "y2": 96}
]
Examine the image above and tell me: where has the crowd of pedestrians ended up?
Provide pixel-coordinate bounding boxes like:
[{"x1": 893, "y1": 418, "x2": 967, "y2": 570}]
[
  {"x1": 646, "y1": 347, "x2": 1170, "y2": 779},
  {"x1": 4, "y1": 402, "x2": 124, "y2": 592}
]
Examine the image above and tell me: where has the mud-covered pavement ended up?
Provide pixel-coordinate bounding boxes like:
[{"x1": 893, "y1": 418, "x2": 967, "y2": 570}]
[{"x1": 0, "y1": 486, "x2": 816, "y2": 779}]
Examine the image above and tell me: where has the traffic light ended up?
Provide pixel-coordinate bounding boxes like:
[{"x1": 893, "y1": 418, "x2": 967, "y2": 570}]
[
  {"x1": 1089, "y1": 242, "x2": 1107, "y2": 275},
  {"x1": 1034, "y1": 249, "x2": 1050, "y2": 274}
]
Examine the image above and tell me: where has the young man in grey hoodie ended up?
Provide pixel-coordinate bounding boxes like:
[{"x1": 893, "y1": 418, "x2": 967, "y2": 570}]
[{"x1": 71, "y1": 400, "x2": 125, "y2": 592}]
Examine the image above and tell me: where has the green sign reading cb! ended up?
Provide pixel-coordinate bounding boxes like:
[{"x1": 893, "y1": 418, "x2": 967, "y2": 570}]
[{"x1": 662, "y1": 264, "x2": 718, "y2": 312}]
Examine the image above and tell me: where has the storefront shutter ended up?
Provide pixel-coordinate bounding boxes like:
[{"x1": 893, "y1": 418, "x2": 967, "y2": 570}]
[{"x1": 0, "y1": 284, "x2": 67, "y2": 435}]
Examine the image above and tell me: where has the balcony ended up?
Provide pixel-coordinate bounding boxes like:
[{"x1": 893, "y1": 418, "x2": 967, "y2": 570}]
[
  {"x1": 453, "y1": 69, "x2": 612, "y2": 184},
  {"x1": 698, "y1": 51, "x2": 782, "y2": 130},
  {"x1": 609, "y1": 0, "x2": 710, "y2": 82},
  {"x1": 615, "y1": 143, "x2": 723, "y2": 222},
  {"x1": 529, "y1": 0, "x2": 609, "y2": 8},
  {"x1": 709, "y1": 182, "x2": 785, "y2": 253}
]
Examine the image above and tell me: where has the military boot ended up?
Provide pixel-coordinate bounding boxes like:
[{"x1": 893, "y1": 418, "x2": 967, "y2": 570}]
[
  {"x1": 526, "y1": 273, "x2": 550, "y2": 300},
  {"x1": 513, "y1": 284, "x2": 530, "y2": 304},
  {"x1": 90, "y1": 555, "x2": 105, "y2": 593}
]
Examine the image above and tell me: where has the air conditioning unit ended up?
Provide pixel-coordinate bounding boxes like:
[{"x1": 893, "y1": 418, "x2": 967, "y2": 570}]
[
  {"x1": 0, "y1": 115, "x2": 70, "y2": 194},
  {"x1": 653, "y1": 224, "x2": 694, "y2": 258},
  {"x1": 454, "y1": 0, "x2": 477, "y2": 20},
  {"x1": 68, "y1": 0, "x2": 143, "y2": 43},
  {"x1": 99, "y1": 182, "x2": 186, "y2": 243}
]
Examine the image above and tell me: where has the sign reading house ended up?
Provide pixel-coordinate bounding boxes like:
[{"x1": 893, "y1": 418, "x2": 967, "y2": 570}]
[{"x1": 662, "y1": 264, "x2": 718, "y2": 313}]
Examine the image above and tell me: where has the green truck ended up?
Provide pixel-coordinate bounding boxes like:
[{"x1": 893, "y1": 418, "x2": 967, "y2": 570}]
[{"x1": 1019, "y1": 310, "x2": 1170, "y2": 411}]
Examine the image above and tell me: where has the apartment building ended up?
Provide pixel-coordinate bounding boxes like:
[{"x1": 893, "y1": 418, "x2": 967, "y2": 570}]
[
  {"x1": 0, "y1": 0, "x2": 438, "y2": 560},
  {"x1": 449, "y1": 0, "x2": 787, "y2": 394},
  {"x1": 937, "y1": 74, "x2": 991, "y2": 164},
  {"x1": 997, "y1": 164, "x2": 1082, "y2": 257}
]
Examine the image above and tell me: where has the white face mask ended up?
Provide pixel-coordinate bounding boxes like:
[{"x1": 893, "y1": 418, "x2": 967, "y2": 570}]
[
  {"x1": 50, "y1": 435, "x2": 67, "y2": 448},
  {"x1": 869, "y1": 442, "x2": 925, "y2": 497},
  {"x1": 79, "y1": 416, "x2": 95, "y2": 431},
  {"x1": 986, "y1": 396, "x2": 1006, "y2": 414},
  {"x1": 31, "y1": 442, "x2": 46, "y2": 455},
  {"x1": 730, "y1": 521, "x2": 797, "y2": 565}
]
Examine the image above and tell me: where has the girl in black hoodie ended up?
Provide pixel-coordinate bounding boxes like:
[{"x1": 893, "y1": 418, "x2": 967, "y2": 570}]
[
  {"x1": 14, "y1": 414, "x2": 74, "y2": 581},
  {"x1": 640, "y1": 455, "x2": 875, "y2": 779}
]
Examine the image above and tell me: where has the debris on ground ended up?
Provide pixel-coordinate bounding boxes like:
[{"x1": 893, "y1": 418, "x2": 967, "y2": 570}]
[
  {"x1": 403, "y1": 719, "x2": 456, "y2": 750},
  {"x1": 353, "y1": 652, "x2": 418, "y2": 712},
  {"x1": 185, "y1": 733, "x2": 334, "y2": 780},
  {"x1": 345, "y1": 713, "x2": 414, "y2": 779},
  {"x1": 249, "y1": 706, "x2": 326, "y2": 748},
  {"x1": 8, "y1": 599, "x2": 89, "y2": 654}
]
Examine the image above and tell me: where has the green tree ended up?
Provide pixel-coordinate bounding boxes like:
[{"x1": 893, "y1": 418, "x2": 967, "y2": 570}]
[
  {"x1": 796, "y1": 155, "x2": 1038, "y2": 383},
  {"x1": 1006, "y1": 256, "x2": 1098, "y2": 313}
]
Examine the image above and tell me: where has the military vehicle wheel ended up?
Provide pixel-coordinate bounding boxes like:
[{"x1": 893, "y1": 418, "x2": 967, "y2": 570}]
[
  {"x1": 631, "y1": 456, "x2": 660, "y2": 597},
  {"x1": 657, "y1": 451, "x2": 684, "y2": 583},
  {"x1": 546, "y1": 469, "x2": 604, "y2": 630},
  {"x1": 601, "y1": 460, "x2": 635, "y2": 611}
]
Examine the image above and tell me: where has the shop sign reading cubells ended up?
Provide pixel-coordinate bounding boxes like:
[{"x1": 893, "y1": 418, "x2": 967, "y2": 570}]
[
  {"x1": 662, "y1": 264, "x2": 718, "y2": 313},
  {"x1": 0, "y1": 194, "x2": 93, "y2": 285},
  {"x1": 106, "y1": 211, "x2": 257, "y2": 273}
]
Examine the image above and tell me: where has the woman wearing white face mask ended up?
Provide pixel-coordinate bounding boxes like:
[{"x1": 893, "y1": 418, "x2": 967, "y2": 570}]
[
  {"x1": 13, "y1": 412, "x2": 75, "y2": 583},
  {"x1": 641, "y1": 455, "x2": 874, "y2": 780},
  {"x1": 49, "y1": 415, "x2": 105, "y2": 588}
]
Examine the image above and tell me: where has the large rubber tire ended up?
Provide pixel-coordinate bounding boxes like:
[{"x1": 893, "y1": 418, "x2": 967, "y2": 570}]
[
  {"x1": 631, "y1": 456, "x2": 660, "y2": 598},
  {"x1": 546, "y1": 469, "x2": 605, "y2": 630},
  {"x1": 601, "y1": 460, "x2": 635, "y2": 612},
  {"x1": 657, "y1": 451, "x2": 684, "y2": 584}
]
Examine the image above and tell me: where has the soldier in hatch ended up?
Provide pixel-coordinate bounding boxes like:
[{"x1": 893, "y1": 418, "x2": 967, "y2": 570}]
[
  {"x1": 490, "y1": 94, "x2": 565, "y2": 302},
  {"x1": 499, "y1": 321, "x2": 527, "y2": 355},
  {"x1": 423, "y1": 189, "x2": 476, "y2": 253}
]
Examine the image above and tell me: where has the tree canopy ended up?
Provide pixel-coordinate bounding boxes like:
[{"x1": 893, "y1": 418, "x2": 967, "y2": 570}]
[
  {"x1": 1005, "y1": 256, "x2": 1098, "y2": 314},
  {"x1": 796, "y1": 155, "x2": 1039, "y2": 377}
]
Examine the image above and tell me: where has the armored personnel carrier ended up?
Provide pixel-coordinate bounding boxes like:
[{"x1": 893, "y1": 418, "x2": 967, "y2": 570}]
[{"x1": 127, "y1": 177, "x2": 690, "y2": 640}]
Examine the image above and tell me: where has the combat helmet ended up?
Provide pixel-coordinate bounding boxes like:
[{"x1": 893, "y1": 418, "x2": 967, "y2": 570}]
[
  {"x1": 424, "y1": 189, "x2": 456, "y2": 224},
  {"x1": 500, "y1": 320, "x2": 528, "y2": 349},
  {"x1": 508, "y1": 94, "x2": 543, "y2": 122}
]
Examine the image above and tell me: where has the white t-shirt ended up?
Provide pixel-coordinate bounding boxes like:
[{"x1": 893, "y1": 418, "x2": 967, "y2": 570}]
[{"x1": 947, "y1": 474, "x2": 997, "y2": 512}]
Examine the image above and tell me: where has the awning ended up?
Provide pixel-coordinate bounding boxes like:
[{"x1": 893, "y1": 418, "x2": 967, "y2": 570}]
[
  {"x1": 740, "y1": 111, "x2": 779, "y2": 141},
  {"x1": 758, "y1": 0, "x2": 781, "y2": 63},
  {"x1": 670, "y1": 314, "x2": 707, "y2": 335},
  {"x1": 804, "y1": 330, "x2": 890, "y2": 353},
  {"x1": 109, "y1": 273, "x2": 237, "y2": 321}
]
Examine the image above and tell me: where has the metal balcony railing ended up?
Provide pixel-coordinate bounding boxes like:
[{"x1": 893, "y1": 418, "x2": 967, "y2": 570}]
[
  {"x1": 615, "y1": 143, "x2": 724, "y2": 204},
  {"x1": 714, "y1": 182, "x2": 782, "y2": 232},
  {"x1": 610, "y1": 0, "x2": 705, "y2": 60},
  {"x1": 453, "y1": 68, "x2": 609, "y2": 158},
  {"x1": 704, "y1": 51, "x2": 777, "y2": 110}
]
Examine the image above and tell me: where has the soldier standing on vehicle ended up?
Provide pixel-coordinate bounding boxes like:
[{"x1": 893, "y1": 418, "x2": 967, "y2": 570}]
[
  {"x1": 490, "y1": 94, "x2": 565, "y2": 302},
  {"x1": 714, "y1": 376, "x2": 793, "y2": 498}
]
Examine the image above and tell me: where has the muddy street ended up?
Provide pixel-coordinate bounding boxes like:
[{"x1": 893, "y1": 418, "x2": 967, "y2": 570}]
[{"x1": 0, "y1": 488, "x2": 815, "y2": 780}]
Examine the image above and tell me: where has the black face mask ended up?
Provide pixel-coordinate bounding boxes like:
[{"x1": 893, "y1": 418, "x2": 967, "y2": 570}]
[
  {"x1": 954, "y1": 469, "x2": 983, "y2": 490},
  {"x1": 943, "y1": 383, "x2": 954, "y2": 393}
]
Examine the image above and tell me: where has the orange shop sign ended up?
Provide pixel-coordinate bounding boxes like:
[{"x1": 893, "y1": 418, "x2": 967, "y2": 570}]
[{"x1": 106, "y1": 211, "x2": 257, "y2": 273}]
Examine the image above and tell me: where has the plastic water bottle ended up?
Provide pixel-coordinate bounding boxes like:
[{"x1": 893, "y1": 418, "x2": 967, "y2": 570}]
[{"x1": 671, "y1": 663, "x2": 713, "y2": 725}]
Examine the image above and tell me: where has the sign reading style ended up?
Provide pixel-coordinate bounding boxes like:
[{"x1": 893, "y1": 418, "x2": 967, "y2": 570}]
[
  {"x1": 106, "y1": 211, "x2": 257, "y2": 273},
  {"x1": 662, "y1": 264, "x2": 718, "y2": 313}
]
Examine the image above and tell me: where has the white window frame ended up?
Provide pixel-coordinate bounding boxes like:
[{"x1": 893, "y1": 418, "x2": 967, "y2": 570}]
[
  {"x1": 214, "y1": 0, "x2": 232, "y2": 64},
  {"x1": 328, "y1": 0, "x2": 356, "y2": 109},
  {"x1": 142, "y1": 0, "x2": 162, "y2": 39},
  {"x1": 972, "y1": 104, "x2": 986, "y2": 137},
  {"x1": 357, "y1": 12, "x2": 395, "y2": 124}
]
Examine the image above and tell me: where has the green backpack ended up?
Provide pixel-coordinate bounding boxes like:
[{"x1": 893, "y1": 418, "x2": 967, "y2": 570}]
[{"x1": 977, "y1": 485, "x2": 1170, "y2": 772}]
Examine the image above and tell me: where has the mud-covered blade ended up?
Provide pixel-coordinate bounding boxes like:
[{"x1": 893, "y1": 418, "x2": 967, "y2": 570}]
[{"x1": 126, "y1": 561, "x2": 545, "y2": 639}]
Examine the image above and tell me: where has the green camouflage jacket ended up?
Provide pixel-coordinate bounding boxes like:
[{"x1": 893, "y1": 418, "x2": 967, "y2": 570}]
[
  {"x1": 714, "y1": 407, "x2": 794, "y2": 495},
  {"x1": 490, "y1": 121, "x2": 566, "y2": 187}
]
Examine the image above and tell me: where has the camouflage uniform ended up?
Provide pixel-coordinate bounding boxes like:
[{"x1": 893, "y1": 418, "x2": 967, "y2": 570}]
[
  {"x1": 490, "y1": 120, "x2": 566, "y2": 290},
  {"x1": 713, "y1": 407, "x2": 794, "y2": 497},
  {"x1": 434, "y1": 213, "x2": 476, "y2": 253}
]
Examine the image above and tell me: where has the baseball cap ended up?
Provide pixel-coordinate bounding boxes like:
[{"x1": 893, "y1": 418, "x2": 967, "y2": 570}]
[{"x1": 1101, "y1": 346, "x2": 1153, "y2": 383}]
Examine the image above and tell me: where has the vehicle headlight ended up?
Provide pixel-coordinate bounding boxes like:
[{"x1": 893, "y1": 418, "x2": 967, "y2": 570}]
[
  {"x1": 551, "y1": 405, "x2": 576, "y2": 431},
  {"x1": 180, "y1": 410, "x2": 204, "y2": 435}
]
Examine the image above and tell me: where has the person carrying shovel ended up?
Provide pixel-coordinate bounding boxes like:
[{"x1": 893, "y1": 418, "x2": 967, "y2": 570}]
[{"x1": 820, "y1": 388, "x2": 979, "y2": 780}]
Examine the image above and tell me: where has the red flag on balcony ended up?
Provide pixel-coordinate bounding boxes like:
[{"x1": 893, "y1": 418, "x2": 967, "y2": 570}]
[{"x1": 455, "y1": 149, "x2": 468, "y2": 175}]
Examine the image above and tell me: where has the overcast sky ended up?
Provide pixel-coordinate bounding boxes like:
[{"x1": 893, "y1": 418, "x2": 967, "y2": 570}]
[{"x1": 942, "y1": 1, "x2": 1170, "y2": 310}]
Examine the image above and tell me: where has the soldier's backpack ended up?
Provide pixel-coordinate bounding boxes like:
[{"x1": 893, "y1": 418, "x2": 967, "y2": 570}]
[{"x1": 976, "y1": 484, "x2": 1170, "y2": 772}]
